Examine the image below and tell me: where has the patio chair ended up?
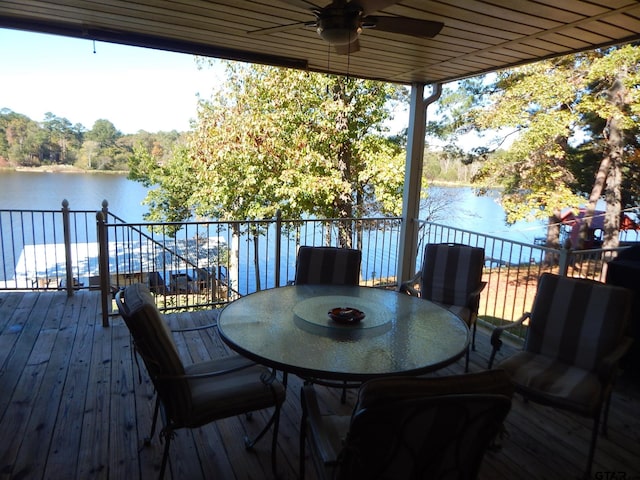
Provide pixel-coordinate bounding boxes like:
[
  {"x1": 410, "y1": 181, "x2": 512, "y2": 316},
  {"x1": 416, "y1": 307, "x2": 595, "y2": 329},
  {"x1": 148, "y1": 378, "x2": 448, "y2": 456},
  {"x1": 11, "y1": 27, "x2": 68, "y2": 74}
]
[
  {"x1": 147, "y1": 271, "x2": 167, "y2": 294},
  {"x1": 606, "y1": 245, "x2": 640, "y2": 380},
  {"x1": 115, "y1": 283, "x2": 285, "y2": 479},
  {"x1": 294, "y1": 245, "x2": 362, "y2": 286},
  {"x1": 401, "y1": 243, "x2": 486, "y2": 371},
  {"x1": 488, "y1": 273, "x2": 633, "y2": 479},
  {"x1": 294, "y1": 245, "x2": 362, "y2": 402},
  {"x1": 299, "y1": 370, "x2": 513, "y2": 480}
]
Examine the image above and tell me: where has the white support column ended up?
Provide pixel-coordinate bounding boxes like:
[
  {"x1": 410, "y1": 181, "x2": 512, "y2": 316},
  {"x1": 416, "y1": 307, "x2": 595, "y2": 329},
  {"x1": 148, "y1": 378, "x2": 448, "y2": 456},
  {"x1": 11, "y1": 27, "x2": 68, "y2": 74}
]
[{"x1": 396, "y1": 83, "x2": 442, "y2": 285}]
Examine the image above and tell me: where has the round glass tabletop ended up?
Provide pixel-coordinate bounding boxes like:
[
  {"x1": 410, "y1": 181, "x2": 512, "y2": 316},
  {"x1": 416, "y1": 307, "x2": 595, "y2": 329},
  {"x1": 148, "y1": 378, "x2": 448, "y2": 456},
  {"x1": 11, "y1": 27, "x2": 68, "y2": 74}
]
[{"x1": 218, "y1": 285, "x2": 470, "y2": 382}]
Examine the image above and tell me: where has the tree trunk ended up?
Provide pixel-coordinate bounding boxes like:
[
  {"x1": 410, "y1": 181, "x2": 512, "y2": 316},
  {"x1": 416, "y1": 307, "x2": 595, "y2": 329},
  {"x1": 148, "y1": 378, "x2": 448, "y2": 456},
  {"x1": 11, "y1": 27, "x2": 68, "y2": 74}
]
[
  {"x1": 334, "y1": 78, "x2": 353, "y2": 248},
  {"x1": 581, "y1": 154, "x2": 610, "y2": 249},
  {"x1": 253, "y1": 232, "x2": 261, "y2": 291},
  {"x1": 583, "y1": 77, "x2": 627, "y2": 249},
  {"x1": 603, "y1": 113, "x2": 623, "y2": 249},
  {"x1": 543, "y1": 214, "x2": 562, "y2": 266}
]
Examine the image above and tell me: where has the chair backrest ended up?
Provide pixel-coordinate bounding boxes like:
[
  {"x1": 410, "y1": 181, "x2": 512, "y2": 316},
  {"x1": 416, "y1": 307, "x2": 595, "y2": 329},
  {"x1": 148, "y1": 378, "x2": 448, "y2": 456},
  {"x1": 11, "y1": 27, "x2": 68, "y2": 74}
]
[
  {"x1": 148, "y1": 271, "x2": 166, "y2": 293},
  {"x1": 420, "y1": 243, "x2": 485, "y2": 308},
  {"x1": 115, "y1": 283, "x2": 192, "y2": 419},
  {"x1": 525, "y1": 273, "x2": 632, "y2": 372},
  {"x1": 294, "y1": 246, "x2": 362, "y2": 285},
  {"x1": 616, "y1": 244, "x2": 640, "y2": 261},
  {"x1": 335, "y1": 370, "x2": 513, "y2": 480}
]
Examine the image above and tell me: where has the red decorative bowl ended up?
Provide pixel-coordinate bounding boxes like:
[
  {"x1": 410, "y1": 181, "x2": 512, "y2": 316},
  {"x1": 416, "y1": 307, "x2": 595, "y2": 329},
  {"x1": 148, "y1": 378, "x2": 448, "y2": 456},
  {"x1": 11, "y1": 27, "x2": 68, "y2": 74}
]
[{"x1": 328, "y1": 307, "x2": 365, "y2": 324}]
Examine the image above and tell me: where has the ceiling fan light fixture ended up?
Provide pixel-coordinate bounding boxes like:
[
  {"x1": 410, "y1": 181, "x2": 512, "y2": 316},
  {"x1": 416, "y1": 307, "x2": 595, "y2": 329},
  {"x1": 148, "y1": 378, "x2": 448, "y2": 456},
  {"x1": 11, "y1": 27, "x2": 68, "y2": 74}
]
[
  {"x1": 317, "y1": 26, "x2": 361, "y2": 44},
  {"x1": 316, "y1": 11, "x2": 362, "y2": 45}
]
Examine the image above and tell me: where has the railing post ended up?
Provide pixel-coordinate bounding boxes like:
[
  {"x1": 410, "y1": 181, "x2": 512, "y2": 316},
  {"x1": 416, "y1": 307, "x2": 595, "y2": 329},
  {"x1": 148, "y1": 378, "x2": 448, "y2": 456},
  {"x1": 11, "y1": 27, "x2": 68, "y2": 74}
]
[
  {"x1": 558, "y1": 246, "x2": 570, "y2": 277},
  {"x1": 275, "y1": 210, "x2": 282, "y2": 288},
  {"x1": 97, "y1": 208, "x2": 110, "y2": 327},
  {"x1": 62, "y1": 199, "x2": 74, "y2": 297},
  {"x1": 101, "y1": 199, "x2": 109, "y2": 226}
]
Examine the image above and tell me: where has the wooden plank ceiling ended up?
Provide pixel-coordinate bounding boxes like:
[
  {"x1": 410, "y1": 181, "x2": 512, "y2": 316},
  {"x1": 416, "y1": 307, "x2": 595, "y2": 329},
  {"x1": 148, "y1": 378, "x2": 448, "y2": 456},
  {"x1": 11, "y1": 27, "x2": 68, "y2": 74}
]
[{"x1": 1, "y1": 0, "x2": 639, "y2": 85}]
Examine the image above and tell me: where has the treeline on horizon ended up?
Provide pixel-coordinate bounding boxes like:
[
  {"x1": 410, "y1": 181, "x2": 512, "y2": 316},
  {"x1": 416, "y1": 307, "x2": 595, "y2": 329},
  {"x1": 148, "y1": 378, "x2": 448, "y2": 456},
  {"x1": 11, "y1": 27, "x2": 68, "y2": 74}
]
[
  {"x1": 0, "y1": 107, "x2": 477, "y2": 183},
  {"x1": 0, "y1": 108, "x2": 185, "y2": 171}
]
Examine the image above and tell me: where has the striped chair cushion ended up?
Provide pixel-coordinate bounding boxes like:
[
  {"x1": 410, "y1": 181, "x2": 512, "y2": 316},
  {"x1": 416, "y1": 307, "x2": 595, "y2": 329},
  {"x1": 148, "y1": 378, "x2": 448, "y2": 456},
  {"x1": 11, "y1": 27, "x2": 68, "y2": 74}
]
[
  {"x1": 121, "y1": 284, "x2": 286, "y2": 428},
  {"x1": 357, "y1": 369, "x2": 514, "y2": 410},
  {"x1": 420, "y1": 243, "x2": 485, "y2": 314},
  {"x1": 120, "y1": 284, "x2": 193, "y2": 420},
  {"x1": 335, "y1": 371, "x2": 513, "y2": 479},
  {"x1": 185, "y1": 356, "x2": 284, "y2": 428},
  {"x1": 303, "y1": 371, "x2": 513, "y2": 474},
  {"x1": 294, "y1": 246, "x2": 361, "y2": 285},
  {"x1": 121, "y1": 283, "x2": 185, "y2": 377},
  {"x1": 498, "y1": 351, "x2": 601, "y2": 414},
  {"x1": 524, "y1": 273, "x2": 631, "y2": 372}
]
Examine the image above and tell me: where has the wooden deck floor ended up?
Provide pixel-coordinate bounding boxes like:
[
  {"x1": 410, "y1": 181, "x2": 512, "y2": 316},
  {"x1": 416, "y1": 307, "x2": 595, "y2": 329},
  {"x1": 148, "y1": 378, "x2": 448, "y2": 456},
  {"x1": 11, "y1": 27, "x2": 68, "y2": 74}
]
[{"x1": 1, "y1": 290, "x2": 639, "y2": 480}]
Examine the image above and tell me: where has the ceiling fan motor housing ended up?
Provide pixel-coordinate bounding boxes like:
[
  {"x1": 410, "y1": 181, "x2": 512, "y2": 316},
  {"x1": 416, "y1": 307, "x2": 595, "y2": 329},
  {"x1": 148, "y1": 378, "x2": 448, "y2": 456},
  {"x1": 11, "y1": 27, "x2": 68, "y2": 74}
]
[{"x1": 316, "y1": 7, "x2": 363, "y2": 45}]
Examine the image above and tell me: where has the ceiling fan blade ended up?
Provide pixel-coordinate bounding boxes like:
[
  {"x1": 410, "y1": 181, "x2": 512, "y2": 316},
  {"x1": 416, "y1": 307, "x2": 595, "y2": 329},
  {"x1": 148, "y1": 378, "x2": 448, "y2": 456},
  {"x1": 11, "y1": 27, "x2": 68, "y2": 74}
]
[
  {"x1": 248, "y1": 21, "x2": 314, "y2": 35},
  {"x1": 356, "y1": 0, "x2": 401, "y2": 16},
  {"x1": 367, "y1": 16, "x2": 444, "y2": 38},
  {"x1": 334, "y1": 39, "x2": 360, "y2": 55}
]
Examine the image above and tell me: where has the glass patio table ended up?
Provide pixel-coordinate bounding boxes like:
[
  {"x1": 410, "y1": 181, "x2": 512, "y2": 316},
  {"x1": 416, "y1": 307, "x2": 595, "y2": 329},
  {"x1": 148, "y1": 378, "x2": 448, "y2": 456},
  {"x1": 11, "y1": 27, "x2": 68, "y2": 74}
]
[{"x1": 217, "y1": 285, "x2": 470, "y2": 385}]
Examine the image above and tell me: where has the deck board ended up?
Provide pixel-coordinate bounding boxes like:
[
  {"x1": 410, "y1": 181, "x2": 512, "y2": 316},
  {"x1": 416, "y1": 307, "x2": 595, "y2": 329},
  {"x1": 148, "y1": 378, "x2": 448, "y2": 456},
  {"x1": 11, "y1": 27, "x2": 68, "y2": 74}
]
[{"x1": 0, "y1": 290, "x2": 639, "y2": 479}]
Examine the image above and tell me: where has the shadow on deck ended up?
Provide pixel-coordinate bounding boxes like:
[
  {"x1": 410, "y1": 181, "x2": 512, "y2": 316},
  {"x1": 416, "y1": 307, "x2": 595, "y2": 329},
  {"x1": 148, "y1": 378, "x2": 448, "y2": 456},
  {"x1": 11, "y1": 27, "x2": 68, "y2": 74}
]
[{"x1": 1, "y1": 290, "x2": 639, "y2": 479}]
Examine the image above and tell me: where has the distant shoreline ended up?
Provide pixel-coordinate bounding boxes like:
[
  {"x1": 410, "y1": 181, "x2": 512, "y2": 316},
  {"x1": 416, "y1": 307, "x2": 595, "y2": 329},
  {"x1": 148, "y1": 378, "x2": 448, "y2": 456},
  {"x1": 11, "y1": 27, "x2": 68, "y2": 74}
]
[{"x1": 0, "y1": 165, "x2": 128, "y2": 175}]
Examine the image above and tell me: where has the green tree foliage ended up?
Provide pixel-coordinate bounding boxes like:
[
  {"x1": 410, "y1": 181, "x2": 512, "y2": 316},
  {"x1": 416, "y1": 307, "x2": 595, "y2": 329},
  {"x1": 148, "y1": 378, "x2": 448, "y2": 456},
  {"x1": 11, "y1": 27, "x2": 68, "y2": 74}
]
[
  {"x1": 0, "y1": 108, "x2": 182, "y2": 172},
  {"x1": 85, "y1": 119, "x2": 120, "y2": 147},
  {"x1": 0, "y1": 109, "x2": 45, "y2": 166},
  {"x1": 123, "y1": 129, "x2": 181, "y2": 166},
  {"x1": 129, "y1": 144, "x2": 194, "y2": 226},
  {"x1": 428, "y1": 45, "x2": 640, "y2": 250},
  {"x1": 82, "y1": 119, "x2": 126, "y2": 170},
  {"x1": 130, "y1": 62, "x2": 407, "y2": 245},
  {"x1": 42, "y1": 112, "x2": 79, "y2": 164},
  {"x1": 421, "y1": 144, "x2": 480, "y2": 184},
  {"x1": 464, "y1": 58, "x2": 585, "y2": 227},
  {"x1": 574, "y1": 45, "x2": 640, "y2": 248}
]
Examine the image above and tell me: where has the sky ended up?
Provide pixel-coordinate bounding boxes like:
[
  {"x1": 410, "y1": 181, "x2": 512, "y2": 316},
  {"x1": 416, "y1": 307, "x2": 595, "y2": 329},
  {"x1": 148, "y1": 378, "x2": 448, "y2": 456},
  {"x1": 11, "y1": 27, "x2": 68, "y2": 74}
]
[
  {"x1": 1, "y1": 28, "x2": 224, "y2": 134},
  {"x1": 1, "y1": 28, "x2": 411, "y2": 136}
]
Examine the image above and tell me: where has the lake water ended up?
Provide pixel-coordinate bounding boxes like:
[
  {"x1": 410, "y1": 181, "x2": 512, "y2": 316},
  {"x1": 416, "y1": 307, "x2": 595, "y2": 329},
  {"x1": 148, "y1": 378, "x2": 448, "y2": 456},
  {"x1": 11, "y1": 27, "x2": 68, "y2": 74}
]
[
  {"x1": 0, "y1": 170, "x2": 548, "y2": 244},
  {"x1": 1, "y1": 170, "x2": 551, "y2": 290},
  {"x1": 0, "y1": 170, "x2": 150, "y2": 216}
]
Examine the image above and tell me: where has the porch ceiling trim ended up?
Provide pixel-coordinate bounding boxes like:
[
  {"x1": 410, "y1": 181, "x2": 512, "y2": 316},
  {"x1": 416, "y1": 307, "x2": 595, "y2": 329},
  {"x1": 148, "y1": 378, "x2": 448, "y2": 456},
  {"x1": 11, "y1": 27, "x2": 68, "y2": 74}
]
[{"x1": 1, "y1": 1, "x2": 639, "y2": 85}]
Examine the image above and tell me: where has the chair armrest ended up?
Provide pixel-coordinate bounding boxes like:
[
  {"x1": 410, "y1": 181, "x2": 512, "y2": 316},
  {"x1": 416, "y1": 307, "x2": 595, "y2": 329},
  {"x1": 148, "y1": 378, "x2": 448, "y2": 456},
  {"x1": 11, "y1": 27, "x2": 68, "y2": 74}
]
[
  {"x1": 598, "y1": 336, "x2": 634, "y2": 383},
  {"x1": 399, "y1": 271, "x2": 422, "y2": 296},
  {"x1": 470, "y1": 281, "x2": 487, "y2": 297},
  {"x1": 463, "y1": 281, "x2": 488, "y2": 309},
  {"x1": 488, "y1": 312, "x2": 530, "y2": 369}
]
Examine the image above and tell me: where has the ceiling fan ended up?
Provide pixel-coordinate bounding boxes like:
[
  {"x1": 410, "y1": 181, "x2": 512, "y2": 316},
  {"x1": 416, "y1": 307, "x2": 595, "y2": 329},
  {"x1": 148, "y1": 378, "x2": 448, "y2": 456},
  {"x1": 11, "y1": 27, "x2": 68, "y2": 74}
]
[{"x1": 249, "y1": 0, "x2": 444, "y2": 54}]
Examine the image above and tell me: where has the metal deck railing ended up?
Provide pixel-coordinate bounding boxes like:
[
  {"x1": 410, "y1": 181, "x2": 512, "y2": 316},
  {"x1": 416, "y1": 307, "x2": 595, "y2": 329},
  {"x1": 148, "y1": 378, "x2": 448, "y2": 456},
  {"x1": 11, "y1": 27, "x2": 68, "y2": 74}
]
[{"x1": 1, "y1": 201, "x2": 633, "y2": 334}]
